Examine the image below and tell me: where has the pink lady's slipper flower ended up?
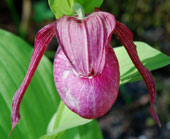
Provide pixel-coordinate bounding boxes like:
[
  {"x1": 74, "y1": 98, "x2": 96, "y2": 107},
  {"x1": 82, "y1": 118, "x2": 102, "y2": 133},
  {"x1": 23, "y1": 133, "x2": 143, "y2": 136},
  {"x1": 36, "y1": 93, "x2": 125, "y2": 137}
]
[{"x1": 10, "y1": 6, "x2": 161, "y2": 134}]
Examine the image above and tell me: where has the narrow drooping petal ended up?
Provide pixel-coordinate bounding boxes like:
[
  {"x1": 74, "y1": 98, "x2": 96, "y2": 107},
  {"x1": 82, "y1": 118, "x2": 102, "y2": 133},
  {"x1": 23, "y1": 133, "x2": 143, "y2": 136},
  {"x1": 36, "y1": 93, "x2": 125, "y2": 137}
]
[
  {"x1": 115, "y1": 21, "x2": 161, "y2": 126},
  {"x1": 10, "y1": 23, "x2": 56, "y2": 134},
  {"x1": 54, "y1": 46, "x2": 120, "y2": 118},
  {"x1": 55, "y1": 12, "x2": 116, "y2": 77}
]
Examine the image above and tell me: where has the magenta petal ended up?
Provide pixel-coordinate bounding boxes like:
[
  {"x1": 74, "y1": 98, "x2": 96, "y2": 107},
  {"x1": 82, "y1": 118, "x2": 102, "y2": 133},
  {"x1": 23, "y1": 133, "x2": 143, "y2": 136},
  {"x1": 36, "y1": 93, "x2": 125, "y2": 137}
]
[
  {"x1": 54, "y1": 46, "x2": 120, "y2": 118},
  {"x1": 55, "y1": 12, "x2": 116, "y2": 77},
  {"x1": 115, "y1": 21, "x2": 161, "y2": 126},
  {"x1": 9, "y1": 23, "x2": 56, "y2": 135}
]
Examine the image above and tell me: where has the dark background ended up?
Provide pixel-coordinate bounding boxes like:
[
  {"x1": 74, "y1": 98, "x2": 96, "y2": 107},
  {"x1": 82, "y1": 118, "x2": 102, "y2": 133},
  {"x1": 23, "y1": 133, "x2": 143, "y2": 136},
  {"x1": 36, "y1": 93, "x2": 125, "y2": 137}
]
[{"x1": 0, "y1": 0, "x2": 170, "y2": 139}]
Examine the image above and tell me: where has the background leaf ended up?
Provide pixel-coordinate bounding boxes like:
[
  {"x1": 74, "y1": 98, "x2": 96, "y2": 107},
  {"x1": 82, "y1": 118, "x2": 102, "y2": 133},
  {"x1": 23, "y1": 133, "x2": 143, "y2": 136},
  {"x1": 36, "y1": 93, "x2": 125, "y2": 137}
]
[
  {"x1": 115, "y1": 42, "x2": 170, "y2": 85},
  {"x1": 0, "y1": 29, "x2": 60, "y2": 139},
  {"x1": 41, "y1": 101, "x2": 92, "y2": 138},
  {"x1": 48, "y1": 0, "x2": 103, "y2": 19},
  {"x1": 54, "y1": 120, "x2": 103, "y2": 139}
]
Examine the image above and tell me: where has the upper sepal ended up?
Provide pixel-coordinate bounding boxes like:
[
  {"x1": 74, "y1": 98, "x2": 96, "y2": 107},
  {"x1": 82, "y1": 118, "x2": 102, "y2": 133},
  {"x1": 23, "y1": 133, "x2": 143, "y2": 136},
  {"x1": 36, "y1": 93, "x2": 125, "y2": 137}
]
[{"x1": 55, "y1": 11, "x2": 116, "y2": 77}]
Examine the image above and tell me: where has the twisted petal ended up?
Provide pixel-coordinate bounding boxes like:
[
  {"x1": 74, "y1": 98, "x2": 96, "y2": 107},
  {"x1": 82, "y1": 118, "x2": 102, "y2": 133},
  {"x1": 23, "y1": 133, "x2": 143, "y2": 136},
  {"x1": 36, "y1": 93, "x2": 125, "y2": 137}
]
[
  {"x1": 55, "y1": 12, "x2": 116, "y2": 77},
  {"x1": 54, "y1": 46, "x2": 120, "y2": 118},
  {"x1": 115, "y1": 21, "x2": 161, "y2": 126},
  {"x1": 10, "y1": 23, "x2": 56, "y2": 135}
]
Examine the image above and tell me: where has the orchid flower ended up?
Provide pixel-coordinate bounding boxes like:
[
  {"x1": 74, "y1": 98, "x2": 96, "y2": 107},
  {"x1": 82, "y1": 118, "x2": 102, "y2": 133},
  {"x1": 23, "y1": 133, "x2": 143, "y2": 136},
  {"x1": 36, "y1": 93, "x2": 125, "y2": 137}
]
[{"x1": 10, "y1": 5, "x2": 161, "y2": 134}]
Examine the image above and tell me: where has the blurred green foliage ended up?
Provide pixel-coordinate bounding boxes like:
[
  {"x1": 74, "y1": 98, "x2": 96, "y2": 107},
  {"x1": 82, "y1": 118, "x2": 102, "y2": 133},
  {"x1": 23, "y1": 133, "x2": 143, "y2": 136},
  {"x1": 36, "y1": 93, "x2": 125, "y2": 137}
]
[
  {"x1": 4, "y1": 0, "x2": 20, "y2": 28},
  {"x1": 33, "y1": 1, "x2": 54, "y2": 23}
]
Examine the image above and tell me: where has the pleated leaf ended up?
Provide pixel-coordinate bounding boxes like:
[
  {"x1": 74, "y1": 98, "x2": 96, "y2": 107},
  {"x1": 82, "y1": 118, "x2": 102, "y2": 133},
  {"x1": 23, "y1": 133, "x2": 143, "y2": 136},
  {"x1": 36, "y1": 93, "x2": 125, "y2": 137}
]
[
  {"x1": 117, "y1": 42, "x2": 170, "y2": 85},
  {"x1": 0, "y1": 29, "x2": 59, "y2": 139},
  {"x1": 45, "y1": 120, "x2": 103, "y2": 139},
  {"x1": 40, "y1": 101, "x2": 95, "y2": 139}
]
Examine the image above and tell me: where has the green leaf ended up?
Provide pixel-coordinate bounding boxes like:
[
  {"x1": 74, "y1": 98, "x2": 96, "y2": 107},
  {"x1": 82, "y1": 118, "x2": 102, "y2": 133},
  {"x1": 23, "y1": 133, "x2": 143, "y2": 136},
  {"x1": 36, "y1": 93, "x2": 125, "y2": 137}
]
[
  {"x1": 56, "y1": 120, "x2": 103, "y2": 139},
  {"x1": 0, "y1": 29, "x2": 60, "y2": 139},
  {"x1": 41, "y1": 120, "x2": 102, "y2": 139},
  {"x1": 115, "y1": 41, "x2": 170, "y2": 85},
  {"x1": 48, "y1": 0, "x2": 103, "y2": 19},
  {"x1": 40, "y1": 101, "x2": 92, "y2": 138}
]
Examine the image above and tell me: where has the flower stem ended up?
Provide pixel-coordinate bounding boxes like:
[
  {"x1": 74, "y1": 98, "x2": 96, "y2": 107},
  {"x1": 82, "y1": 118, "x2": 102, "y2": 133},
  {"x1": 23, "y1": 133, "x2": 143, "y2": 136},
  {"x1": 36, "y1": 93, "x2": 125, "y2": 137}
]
[{"x1": 73, "y1": 3, "x2": 85, "y2": 20}]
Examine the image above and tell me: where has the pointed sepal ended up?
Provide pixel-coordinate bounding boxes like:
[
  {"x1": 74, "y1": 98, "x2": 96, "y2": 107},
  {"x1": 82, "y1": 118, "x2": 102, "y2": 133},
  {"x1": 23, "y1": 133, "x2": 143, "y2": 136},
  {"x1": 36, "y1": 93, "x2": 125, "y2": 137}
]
[
  {"x1": 9, "y1": 22, "x2": 56, "y2": 135},
  {"x1": 55, "y1": 11, "x2": 116, "y2": 77},
  {"x1": 115, "y1": 21, "x2": 161, "y2": 126}
]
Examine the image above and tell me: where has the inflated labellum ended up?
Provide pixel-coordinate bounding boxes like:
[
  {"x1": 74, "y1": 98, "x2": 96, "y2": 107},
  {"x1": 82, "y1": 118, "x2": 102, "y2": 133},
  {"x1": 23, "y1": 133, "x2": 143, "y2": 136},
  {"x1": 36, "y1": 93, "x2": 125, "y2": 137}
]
[
  {"x1": 9, "y1": 7, "x2": 161, "y2": 135},
  {"x1": 48, "y1": 0, "x2": 103, "y2": 18}
]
